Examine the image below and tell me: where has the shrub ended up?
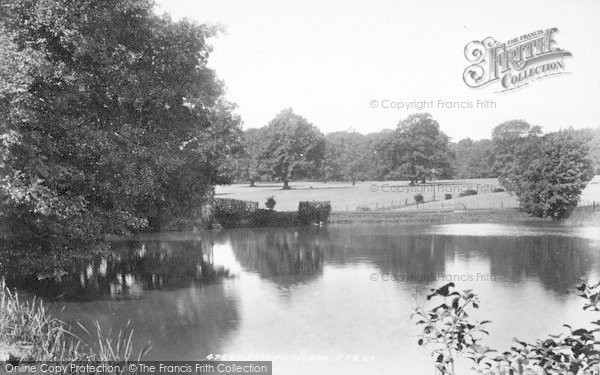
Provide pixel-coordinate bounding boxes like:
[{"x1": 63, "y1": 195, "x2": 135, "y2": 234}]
[
  {"x1": 213, "y1": 198, "x2": 258, "y2": 217},
  {"x1": 444, "y1": 193, "x2": 452, "y2": 200},
  {"x1": 414, "y1": 194, "x2": 424, "y2": 203},
  {"x1": 413, "y1": 283, "x2": 489, "y2": 375},
  {"x1": 212, "y1": 212, "x2": 241, "y2": 228},
  {"x1": 215, "y1": 201, "x2": 333, "y2": 228},
  {"x1": 298, "y1": 201, "x2": 332, "y2": 224},
  {"x1": 355, "y1": 205, "x2": 371, "y2": 212},
  {"x1": 491, "y1": 187, "x2": 505, "y2": 193},
  {"x1": 265, "y1": 196, "x2": 276, "y2": 211},
  {"x1": 459, "y1": 189, "x2": 478, "y2": 197},
  {"x1": 497, "y1": 130, "x2": 593, "y2": 219},
  {"x1": 213, "y1": 198, "x2": 260, "y2": 228},
  {"x1": 248, "y1": 209, "x2": 297, "y2": 227}
]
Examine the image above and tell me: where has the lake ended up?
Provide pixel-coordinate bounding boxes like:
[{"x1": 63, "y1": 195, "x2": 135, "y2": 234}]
[{"x1": 14, "y1": 223, "x2": 600, "y2": 374}]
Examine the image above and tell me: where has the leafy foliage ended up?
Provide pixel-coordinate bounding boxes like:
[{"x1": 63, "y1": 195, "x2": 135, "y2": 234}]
[
  {"x1": 247, "y1": 209, "x2": 298, "y2": 227},
  {"x1": 452, "y1": 139, "x2": 496, "y2": 179},
  {"x1": 227, "y1": 113, "x2": 456, "y2": 185},
  {"x1": 518, "y1": 131, "x2": 594, "y2": 219},
  {"x1": 0, "y1": 0, "x2": 241, "y2": 250},
  {"x1": 492, "y1": 122, "x2": 593, "y2": 219},
  {"x1": 322, "y1": 131, "x2": 369, "y2": 183},
  {"x1": 412, "y1": 283, "x2": 492, "y2": 374},
  {"x1": 415, "y1": 282, "x2": 600, "y2": 375},
  {"x1": 392, "y1": 113, "x2": 454, "y2": 184},
  {"x1": 265, "y1": 196, "x2": 276, "y2": 211},
  {"x1": 492, "y1": 120, "x2": 543, "y2": 196},
  {"x1": 590, "y1": 129, "x2": 600, "y2": 175},
  {"x1": 257, "y1": 109, "x2": 325, "y2": 189},
  {"x1": 297, "y1": 201, "x2": 331, "y2": 224},
  {"x1": 223, "y1": 127, "x2": 264, "y2": 185},
  {"x1": 568, "y1": 127, "x2": 600, "y2": 175}
]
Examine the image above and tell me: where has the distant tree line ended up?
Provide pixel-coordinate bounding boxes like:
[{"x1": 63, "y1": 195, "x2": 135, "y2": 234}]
[
  {"x1": 224, "y1": 109, "x2": 597, "y2": 219},
  {"x1": 225, "y1": 110, "x2": 600, "y2": 190},
  {"x1": 226, "y1": 110, "x2": 456, "y2": 188}
]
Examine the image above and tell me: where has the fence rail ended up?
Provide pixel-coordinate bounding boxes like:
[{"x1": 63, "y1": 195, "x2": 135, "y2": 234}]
[
  {"x1": 576, "y1": 200, "x2": 600, "y2": 210},
  {"x1": 344, "y1": 198, "x2": 599, "y2": 212},
  {"x1": 347, "y1": 198, "x2": 518, "y2": 212}
]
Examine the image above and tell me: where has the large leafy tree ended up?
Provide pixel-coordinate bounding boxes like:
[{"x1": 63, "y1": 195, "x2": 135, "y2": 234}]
[
  {"x1": 568, "y1": 127, "x2": 600, "y2": 175},
  {"x1": 0, "y1": 0, "x2": 241, "y2": 250},
  {"x1": 492, "y1": 122, "x2": 593, "y2": 219},
  {"x1": 492, "y1": 120, "x2": 542, "y2": 196},
  {"x1": 452, "y1": 138, "x2": 496, "y2": 179},
  {"x1": 258, "y1": 109, "x2": 325, "y2": 189},
  {"x1": 391, "y1": 113, "x2": 453, "y2": 184},
  {"x1": 363, "y1": 130, "x2": 396, "y2": 180},
  {"x1": 322, "y1": 131, "x2": 368, "y2": 184},
  {"x1": 590, "y1": 128, "x2": 600, "y2": 174},
  {"x1": 520, "y1": 131, "x2": 593, "y2": 219},
  {"x1": 232, "y1": 128, "x2": 265, "y2": 186}
]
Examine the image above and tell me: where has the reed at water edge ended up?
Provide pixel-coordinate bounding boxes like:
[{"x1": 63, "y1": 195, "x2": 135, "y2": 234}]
[{"x1": 0, "y1": 278, "x2": 151, "y2": 363}]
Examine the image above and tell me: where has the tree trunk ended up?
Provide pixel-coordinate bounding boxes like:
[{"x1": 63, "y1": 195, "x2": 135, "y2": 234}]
[
  {"x1": 352, "y1": 178, "x2": 356, "y2": 186},
  {"x1": 249, "y1": 178, "x2": 256, "y2": 187},
  {"x1": 282, "y1": 180, "x2": 290, "y2": 190}
]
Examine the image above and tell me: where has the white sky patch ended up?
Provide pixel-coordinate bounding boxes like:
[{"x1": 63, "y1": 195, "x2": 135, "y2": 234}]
[{"x1": 156, "y1": 0, "x2": 600, "y2": 141}]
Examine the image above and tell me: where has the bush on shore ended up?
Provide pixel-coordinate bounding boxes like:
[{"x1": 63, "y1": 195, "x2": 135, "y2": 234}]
[
  {"x1": 265, "y1": 196, "x2": 277, "y2": 211},
  {"x1": 213, "y1": 200, "x2": 332, "y2": 228},
  {"x1": 247, "y1": 209, "x2": 297, "y2": 227},
  {"x1": 298, "y1": 201, "x2": 332, "y2": 224}
]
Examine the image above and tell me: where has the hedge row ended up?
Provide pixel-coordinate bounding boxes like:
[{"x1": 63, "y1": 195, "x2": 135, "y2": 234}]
[{"x1": 215, "y1": 201, "x2": 332, "y2": 228}]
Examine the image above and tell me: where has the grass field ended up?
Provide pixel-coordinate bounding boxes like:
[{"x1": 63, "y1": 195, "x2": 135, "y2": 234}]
[
  {"x1": 215, "y1": 178, "x2": 518, "y2": 212},
  {"x1": 216, "y1": 176, "x2": 600, "y2": 212}
]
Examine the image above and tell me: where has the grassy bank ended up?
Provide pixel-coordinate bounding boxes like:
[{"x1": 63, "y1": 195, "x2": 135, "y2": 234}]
[
  {"x1": 328, "y1": 208, "x2": 546, "y2": 225},
  {"x1": 0, "y1": 279, "x2": 149, "y2": 362}
]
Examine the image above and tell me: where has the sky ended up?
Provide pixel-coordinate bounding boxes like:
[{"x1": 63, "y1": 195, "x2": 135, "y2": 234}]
[{"x1": 156, "y1": 0, "x2": 600, "y2": 141}]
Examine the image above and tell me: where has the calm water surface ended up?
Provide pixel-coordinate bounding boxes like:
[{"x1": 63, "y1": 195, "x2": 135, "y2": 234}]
[{"x1": 14, "y1": 223, "x2": 600, "y2": 374}]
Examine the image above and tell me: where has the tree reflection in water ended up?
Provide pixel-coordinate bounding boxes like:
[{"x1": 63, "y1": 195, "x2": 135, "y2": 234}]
[
  {"x1": 223, "y1": 228, "x2": 325, "y2": 287},
  {"x1": 4, "y1": 238, "x2": 232, "y2": 301},
  {"x1": 1, "y1": 224, "x2": 598, "y2": 364},
  {"x1": 4, "y1": 224, "x2": 596, "y2": 300}
]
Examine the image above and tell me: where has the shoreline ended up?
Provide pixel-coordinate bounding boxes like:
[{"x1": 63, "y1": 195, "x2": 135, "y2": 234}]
[
  {"x1": 158, "y1": 208, "x2": 598, "y2": 232},
  {"x1": 327, "y1": 208, "x2": 546, "y2": 225}
]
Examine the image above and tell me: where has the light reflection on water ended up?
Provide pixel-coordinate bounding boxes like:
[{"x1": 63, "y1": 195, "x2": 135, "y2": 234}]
[
  {"x1": 430, "y1": 222, "x2": 600, "y2": 241},
  {"x1": 8, "y1": 223, "x2": 600, "y2": 374}
]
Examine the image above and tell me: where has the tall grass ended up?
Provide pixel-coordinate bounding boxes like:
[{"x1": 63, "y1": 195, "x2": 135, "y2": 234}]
[{"x1": 0, "y1": 279, "x2": 151, "y2": 362}]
